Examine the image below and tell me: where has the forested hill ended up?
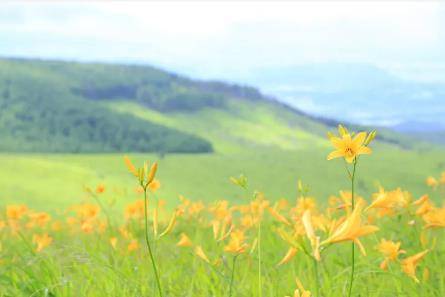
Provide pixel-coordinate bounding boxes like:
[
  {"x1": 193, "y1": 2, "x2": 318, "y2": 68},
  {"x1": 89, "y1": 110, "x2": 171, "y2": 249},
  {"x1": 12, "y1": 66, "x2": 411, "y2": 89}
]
[
  {"x1": 0, "y1": 58, "x2": 419, "y2": 154},
  {"x1": 0, "y1": 58, "x2": 260, "y2": 153}
]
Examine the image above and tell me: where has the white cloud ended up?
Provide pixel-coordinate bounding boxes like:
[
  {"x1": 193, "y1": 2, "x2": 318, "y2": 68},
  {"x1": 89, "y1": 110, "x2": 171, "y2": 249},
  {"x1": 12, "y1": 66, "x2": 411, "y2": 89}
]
[{"x1": 0, "y1": 1, "x2": 444, "y2": 78}]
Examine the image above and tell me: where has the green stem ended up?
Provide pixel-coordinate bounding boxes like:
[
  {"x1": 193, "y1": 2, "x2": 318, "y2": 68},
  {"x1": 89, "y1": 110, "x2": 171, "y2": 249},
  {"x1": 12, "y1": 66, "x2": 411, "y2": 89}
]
[
  {"x1": 143, "y1": 187, "x2": 163, "y2": 297},
  {"x1": 229, "y1": 255, "x2": 238, "y2": 297},
  {"x1": 313, "y1": 257, "x2": 320, "y2": 297},
  {"x1": 347, "y1": 159, "x2": 357, "y2": 297},
  {"x1": 258, "y1": 219, "x2": 262, "y2": 297}
]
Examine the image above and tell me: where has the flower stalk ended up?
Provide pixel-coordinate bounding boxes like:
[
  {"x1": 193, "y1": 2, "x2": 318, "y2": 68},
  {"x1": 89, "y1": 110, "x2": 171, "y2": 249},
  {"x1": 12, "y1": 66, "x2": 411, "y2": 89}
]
[
  {"x1": 143, "y1": 185, "x2": 163, "y2": 297},
  {"x1": 347, "y1": 158, "x2": 357, "y2": 297},
  {"x1": 125, "y1": 156, "x2": 163, "y2": 297},
  {"x1": 229, "y1": 254, "x2": 238, "y2": 297}
]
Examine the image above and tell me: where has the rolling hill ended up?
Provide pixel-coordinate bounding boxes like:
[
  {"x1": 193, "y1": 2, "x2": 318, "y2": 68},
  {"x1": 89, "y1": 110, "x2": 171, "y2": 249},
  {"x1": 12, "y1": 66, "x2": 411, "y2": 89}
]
[
  {"x1": 0, "y1": 57, "x2": 423, "y2": 154},
  {"x1": 0, "y1": 58, "x2": 213, "y2": 153},
  {"x1": 0, "y1": 57, "x2": 443, "y2": 209}
]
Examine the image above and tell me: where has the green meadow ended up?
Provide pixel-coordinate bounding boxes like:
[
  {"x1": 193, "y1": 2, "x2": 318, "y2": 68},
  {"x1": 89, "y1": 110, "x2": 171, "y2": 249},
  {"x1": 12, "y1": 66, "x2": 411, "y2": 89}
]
[{"x1": 1, "y1": 146, "x2": 443, "y2": 210}]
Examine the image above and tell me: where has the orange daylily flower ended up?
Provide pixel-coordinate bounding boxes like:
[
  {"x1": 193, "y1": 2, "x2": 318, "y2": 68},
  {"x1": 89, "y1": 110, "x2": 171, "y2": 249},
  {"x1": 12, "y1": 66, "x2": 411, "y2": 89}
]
[
  {"x1": 425, "y1": 176, "x2": 438, "y2": 188},
  {"x1": 377, "y1": 239, "x2": 405, "y2": 270},
  {"x1": 422, "y1": 207, "x2": 445, "y2": 229},
  {"x1": 176, "y1": 233, "x2": 193, "y2": 247},
  {"x1": 415, "y1": 199, "x2": 434, "y2": 217},
  {"x1": 322, "y1": 201, "x2": 379, "y2": 255},
  {"x1": 277, "y1": 247, "x2": 298, "y2": 266},
  {"x1": 6, "y1": 205, "x2": 28, "y2": 220},
  {"x1": 293, "y1": 197, "x2": 317, "y2": 216},
  {"x1": 224, "y1": 229, "x2": 248, "y2": 254},
  {"x1": 26, "y1": 212, "x2": 51, "y2": 228},
  {"x1": 302, "y1": 210, "x2": 321, "y2": 261},
  {"x1": 148, "y1": 179, "x2": 161, "y2": 192},
  {"x1": 110, "y1": 237, "x2": 118, "y2": 250},
  {"x1": 159, "y1": 210, "x2": 179, "y2": 238},
  {"x1": 127, "y1": 240, "x2": 140, "y2": 252},
  {"x1": 286, "y1": 278, "x2": 311, "y2": 297},
  {"x1": 124, "y1": 155, "x2": 138, "y2": 177},
  {"x1": 195, "y1": 245, "x2": 210, "y2": 263},
  {"x1": 401, "y1": 250, "x2": 429, "y2": 282},
  {"x1": 125, "y1": 200, "x2": 146, "y2": 220},
  {"x1": 327, "y1": 129, "x2": 372, "y2": 163},
  {"x1": 96, "y1": 184, "x2": 106, "y2": 194},
  {"x1": 33, "y1": 233, "x2": 53, "y2": 252},
  {"x1": 268, "y1": 207, "x2": 291, "y2": 226}
]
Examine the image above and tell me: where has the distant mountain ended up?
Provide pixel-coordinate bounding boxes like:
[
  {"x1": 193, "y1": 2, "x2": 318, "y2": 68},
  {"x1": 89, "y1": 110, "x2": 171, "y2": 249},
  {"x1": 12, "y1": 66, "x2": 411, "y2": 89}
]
[
  {"x1": 392, "y1": 121, "x2": 445, "y2": 133},
  {"x1": 0, "y1": 58, "x2": 425, "y2": 153},
  {"x1": 231, "y1": 63, "x2": 445, "y2": 130},
  {"x1": 390, "y1": 120, "x2": 445, "y2": 145}
]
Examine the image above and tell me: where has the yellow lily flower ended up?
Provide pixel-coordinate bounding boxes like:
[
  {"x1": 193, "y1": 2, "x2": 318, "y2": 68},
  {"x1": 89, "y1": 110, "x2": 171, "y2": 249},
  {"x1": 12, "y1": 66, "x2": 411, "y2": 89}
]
[
  {"x1": 268, "y1": 207, "x2": 291, "y2": 226},
  {"x1": 224, "y1": 229, "x2": 248, "y2": 254},
  {"x1": 159, "y1": 210, "x2": 179, "y2": 238},
  {"x1": 377, "y1": 239, "x2": 405, "y2": 270},
  {"x1": 33, "y1": 233, "x2": 53, "y2": 252},
  {"x1": 195, "y1": 245, "x2": 210, "y2": 263},
  {"x1": 415, "y1": 199, "x2": 434, "y2": 217},
  {"x1": 127, "y1": 240, "x2": 139, "y2": 252},
  {"x1": 413, "y1": 194, "x2": 429, "y2": 206},
  {"x1": 277, "y1": 247, "x2": 298, "y2": 266},
  {"x1": 176, "y1": 233, "x2": 193, "y2": 247},
  {"x1": 422, "y1": 207, "x2": 445, "y2": 229},
  {"x1": 327, "y1": 131, "x2": 372, "y2": 163},
  {"x1": 302, "y1": 210, "x2": 321, "y2": 261},
  {"x1": 110, "y1": 237, "x2": 118, "y2": 250},
  {"x1": 401, "y1": 250, "x2": 429, "y2": 283},
  {"x1": 367, "y1": 187, "x2": 410, "y2": 216},
  {"x1": 292, "y1": 197, "x2": 317, "y2": 216},
  {"x1": 425, "y1": 176, "x2": 438, "y2": 188},
  {"x1": 322, "y1": 201, "x2": 379, "y2": 255},
  {"x1": 285, "y1": 278, "x2": 311, "y2": 297},
  {"x1": 7, "y1": 204, "x2": 28, "y2": 220}
]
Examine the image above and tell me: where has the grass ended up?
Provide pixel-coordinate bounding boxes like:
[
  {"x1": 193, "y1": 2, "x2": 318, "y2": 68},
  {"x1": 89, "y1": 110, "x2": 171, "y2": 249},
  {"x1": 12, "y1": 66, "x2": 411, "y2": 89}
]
[
  {"x1": 1, "y1": 140, "x2": 445, "y2": 296},
  {"x1": 107, "y1": 100, "x2": 330, "y2": 154},
  {"x1": 1, "y1": 146, "x2": 444, "y2": 210},
  {"x1": 1, "y1": 164, "x2": 444, "y2": 296}
]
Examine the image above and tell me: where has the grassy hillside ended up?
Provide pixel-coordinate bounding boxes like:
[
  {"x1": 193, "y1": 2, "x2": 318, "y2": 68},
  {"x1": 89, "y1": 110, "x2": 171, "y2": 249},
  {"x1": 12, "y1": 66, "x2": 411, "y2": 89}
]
[
  {"x1": 108, "y1": 100, "x2": 329, "y2": 153},
  {"x1": 0, "y1": 57, "x2": 426, "y2": 154},
  {"x1": 1, "y1": 147, "x2": 443, "y2": 211}
]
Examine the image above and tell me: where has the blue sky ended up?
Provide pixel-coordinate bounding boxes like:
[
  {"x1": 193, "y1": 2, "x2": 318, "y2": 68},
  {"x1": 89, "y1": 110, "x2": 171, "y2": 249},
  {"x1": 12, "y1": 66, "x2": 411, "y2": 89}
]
[{"x1": 1, "y1": 1, "x2": 445, "y2": 82}]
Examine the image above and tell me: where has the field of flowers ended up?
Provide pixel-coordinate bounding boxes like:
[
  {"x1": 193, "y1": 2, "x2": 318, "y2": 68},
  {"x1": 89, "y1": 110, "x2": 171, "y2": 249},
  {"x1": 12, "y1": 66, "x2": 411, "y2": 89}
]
[{"x1": 1, "y1": 126, "x2": 444, "y2": 296}]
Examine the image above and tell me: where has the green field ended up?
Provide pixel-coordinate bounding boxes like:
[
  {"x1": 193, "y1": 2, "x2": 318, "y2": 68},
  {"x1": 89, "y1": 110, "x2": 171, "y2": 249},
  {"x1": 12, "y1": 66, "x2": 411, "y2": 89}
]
[
  {"x1": 1, "y1": 145, "x2": 443, "y2": 211},
  {"x1": 2, "y1": 147, "x2": 445, "y2": 296}
]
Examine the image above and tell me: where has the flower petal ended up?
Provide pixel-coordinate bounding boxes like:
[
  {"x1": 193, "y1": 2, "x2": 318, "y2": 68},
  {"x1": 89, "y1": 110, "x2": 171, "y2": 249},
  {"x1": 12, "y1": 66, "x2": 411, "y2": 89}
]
[
  {"x1": 327, "y1": 150, "x2": 344, "y2": 161},
  {"x1": 355, "y1": 225, "x2": 379, "y2": 237},
  {"x1": 357, "y1": 146, "x2": 372, "y2": 155},
  {"x1": 330, "y1": 137, "x2": 345, "y2": 149},
  {"x1": 353, "y1": 132, "x2": 367, "y2": 146}
]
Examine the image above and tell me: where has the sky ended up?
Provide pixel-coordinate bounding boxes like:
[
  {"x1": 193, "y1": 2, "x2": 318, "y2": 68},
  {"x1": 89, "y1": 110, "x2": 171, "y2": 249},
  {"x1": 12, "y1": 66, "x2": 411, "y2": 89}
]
[
  {"x1": 1, "y1": 1, "x2": 445, "y2": 128},
  {"x1": 1, "y1": 1, "x2": 445, "y2": 81}
]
